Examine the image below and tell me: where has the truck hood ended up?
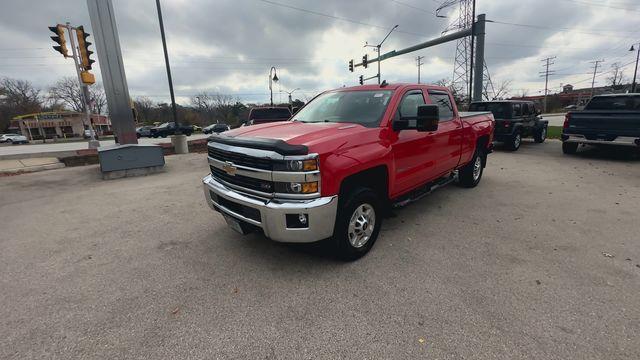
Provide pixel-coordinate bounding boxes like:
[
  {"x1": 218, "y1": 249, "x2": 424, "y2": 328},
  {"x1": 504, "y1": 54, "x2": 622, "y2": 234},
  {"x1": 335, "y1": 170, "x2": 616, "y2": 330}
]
[{"x1": 224, "y1": 121, "x2": 373, "y2": 149}]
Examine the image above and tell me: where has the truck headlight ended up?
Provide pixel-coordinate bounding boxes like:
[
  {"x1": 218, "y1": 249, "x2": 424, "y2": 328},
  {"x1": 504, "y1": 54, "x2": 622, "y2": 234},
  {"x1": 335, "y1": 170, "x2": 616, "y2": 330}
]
[
  {"x1": 275, "y1": 181, "x2": 319, "y2": 194},
  {"x1": 275, "y1": 157, "x2": 318, "y2": 172}
]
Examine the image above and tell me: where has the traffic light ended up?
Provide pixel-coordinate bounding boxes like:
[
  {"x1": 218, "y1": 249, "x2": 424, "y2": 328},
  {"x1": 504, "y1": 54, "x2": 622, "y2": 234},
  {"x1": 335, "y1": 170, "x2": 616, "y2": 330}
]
[
  {"x1": 75, "y1": 26, "x2": 95, "y2": 70},
  {"x1": 348, "y1": 59, "x2": 354, "y2": 72},
  {"x1": 49, "y1": 25, "x2": 69, "y2": 57},
  {"x1": 359, "y1": 75, "x2": 364, "y2": 85},
  {"x1": 362, "y1": 54, "x2": 368, "y2": 69}
]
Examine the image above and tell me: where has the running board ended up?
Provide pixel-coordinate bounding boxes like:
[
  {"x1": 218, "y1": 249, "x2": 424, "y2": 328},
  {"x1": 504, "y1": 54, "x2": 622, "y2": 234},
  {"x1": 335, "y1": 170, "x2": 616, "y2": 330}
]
[{"x1": 392, "y1": 172, "x2": 457, "y2": 208}]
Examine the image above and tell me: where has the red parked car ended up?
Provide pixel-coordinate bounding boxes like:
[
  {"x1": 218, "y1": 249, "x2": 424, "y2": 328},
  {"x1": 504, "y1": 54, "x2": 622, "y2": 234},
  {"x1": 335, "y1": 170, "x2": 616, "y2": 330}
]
[{"x1": 203, "y1": 83, "x2": 494, "y2": 259}]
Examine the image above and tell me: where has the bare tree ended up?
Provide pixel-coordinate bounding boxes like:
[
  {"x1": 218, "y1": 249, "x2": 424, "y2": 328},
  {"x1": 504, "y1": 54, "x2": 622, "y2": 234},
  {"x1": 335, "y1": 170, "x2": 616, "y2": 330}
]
[
  {"x1": 48, "y1": 77, "x2": 107, "y2": 114},
  {"x1": 190, "y1": 92, "x2": 239, "y2": 124},
  {"x1": 0, "y1": 77, "x2": 43, "y2": 131},
  {"x1": 133, "y1": 96, "x2": 154, "y2": 124},
  {"x1": 434, "y1": 78, "x2": 465, "y2": 105},
  {"x1": 484, "y1": 79, "x2": 512, "y2": 100},
  {"x1": 607, "y1": 62, "x2": 626, "y2": 87}
]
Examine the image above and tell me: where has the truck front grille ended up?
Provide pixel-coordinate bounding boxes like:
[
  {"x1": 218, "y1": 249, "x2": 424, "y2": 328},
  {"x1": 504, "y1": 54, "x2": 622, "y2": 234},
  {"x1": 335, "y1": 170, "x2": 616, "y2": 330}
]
[
  {"x1": 210, "y1": 166, "x2": 274, "y2": 194},
  {"x1": 208, "y1": 147, "x2": 272, "y2": 170}
]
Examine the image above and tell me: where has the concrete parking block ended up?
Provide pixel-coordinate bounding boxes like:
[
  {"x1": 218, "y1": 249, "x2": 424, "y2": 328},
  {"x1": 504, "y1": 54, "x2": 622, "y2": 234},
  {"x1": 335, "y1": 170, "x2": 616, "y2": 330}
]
[{"x1": 0, "y1": 157, "x2": 64, "y2": 175}]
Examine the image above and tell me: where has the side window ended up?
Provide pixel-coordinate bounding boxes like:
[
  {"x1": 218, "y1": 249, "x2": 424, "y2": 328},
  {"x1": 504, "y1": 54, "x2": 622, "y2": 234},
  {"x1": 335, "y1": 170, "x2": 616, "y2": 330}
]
[
  {"x1": 513, "y1": 103, "x2": 522, "y2": 117},
  {"x1": 428, "y1": 92, "x2": 454, "y2": 122},
  {"x1": 398, "y1": 91, "x2": 425, "y2": 119}
]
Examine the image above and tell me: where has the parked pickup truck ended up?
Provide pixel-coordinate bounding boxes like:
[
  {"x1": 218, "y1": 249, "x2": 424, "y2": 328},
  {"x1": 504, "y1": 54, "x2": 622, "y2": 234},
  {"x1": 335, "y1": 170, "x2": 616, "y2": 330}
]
[
  {"x1": 150, "y1": 122, "x2": 194, "y2": 138},
  {"x1": 246, "y1": 106, "x2": 292, "y2": 125},
  {"x1": 562, "y1": 93, "x2": 640, "y2": 154},
  {"x1": 203, "y1": 84, "x2": 494, "y2": 259},
  {"x1": 469, "y1": 100, "x2": 547, "y2": 151}
]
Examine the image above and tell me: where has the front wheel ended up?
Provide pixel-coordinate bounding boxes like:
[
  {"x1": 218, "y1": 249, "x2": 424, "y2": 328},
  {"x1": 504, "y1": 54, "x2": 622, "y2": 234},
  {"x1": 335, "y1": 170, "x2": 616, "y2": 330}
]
[
  {"x1": 562, "y1": 142, "x2": 578, "y2": 154},
  {"x1": 534, "y1": 126, "x2": 547, "y2": 143},
  {"x1": 7, "y1": 139, "x2": 13, "y2": 144},
  {"x1": 458, "y1": 149, "x2": 485, "y2": 188},
  {"x1": 334, "y1": 188, "x2": 383, "y2": 261}
]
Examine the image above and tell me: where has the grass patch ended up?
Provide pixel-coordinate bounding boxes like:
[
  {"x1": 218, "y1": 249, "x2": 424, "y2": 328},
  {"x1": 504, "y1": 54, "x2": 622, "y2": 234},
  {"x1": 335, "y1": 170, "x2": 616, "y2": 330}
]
[{"x1": 547, "y1": 126, "x2": 562, "y2": 139}]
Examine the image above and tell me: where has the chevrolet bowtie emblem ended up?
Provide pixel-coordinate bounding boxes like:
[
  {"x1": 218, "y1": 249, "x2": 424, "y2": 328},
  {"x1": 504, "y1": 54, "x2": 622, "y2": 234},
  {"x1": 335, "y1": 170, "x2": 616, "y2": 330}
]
[{"x1": 222, "y1": 161, "x2": 237, "y2": 176}]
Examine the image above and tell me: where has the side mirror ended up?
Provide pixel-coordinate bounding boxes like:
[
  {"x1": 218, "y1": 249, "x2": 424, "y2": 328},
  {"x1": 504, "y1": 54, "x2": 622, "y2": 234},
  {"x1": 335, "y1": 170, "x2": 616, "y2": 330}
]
[
  {"x1": 416, "y1": 104, "x2": 439, "y2": 132},
  {"x1": 393, "y1": 104, "x2": 440, "y2": 132}
]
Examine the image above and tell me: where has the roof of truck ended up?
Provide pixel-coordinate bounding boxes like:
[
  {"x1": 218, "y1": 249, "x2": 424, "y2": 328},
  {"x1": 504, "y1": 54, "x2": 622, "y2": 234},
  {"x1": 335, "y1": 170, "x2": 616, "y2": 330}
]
[
  {"x1": 593, "y1": 93, "x2": 640, "y2": 97},
  {"x1": 336, "y1": 83, "x2": 449, "y2": 92}
]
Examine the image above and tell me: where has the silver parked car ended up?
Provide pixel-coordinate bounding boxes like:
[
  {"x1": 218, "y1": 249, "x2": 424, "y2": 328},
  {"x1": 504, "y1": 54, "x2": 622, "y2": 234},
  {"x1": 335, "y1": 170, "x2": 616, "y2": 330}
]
[{"x1": 0, "y1": 133, "x2": 28, "y2": 144}]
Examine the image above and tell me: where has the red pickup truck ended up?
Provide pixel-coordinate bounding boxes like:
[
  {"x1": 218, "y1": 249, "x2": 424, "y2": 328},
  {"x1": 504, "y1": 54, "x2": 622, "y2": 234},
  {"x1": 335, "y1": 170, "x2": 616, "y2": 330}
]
[{"x1": 203, "y1": 83, "x2": 494, "y2": 259}]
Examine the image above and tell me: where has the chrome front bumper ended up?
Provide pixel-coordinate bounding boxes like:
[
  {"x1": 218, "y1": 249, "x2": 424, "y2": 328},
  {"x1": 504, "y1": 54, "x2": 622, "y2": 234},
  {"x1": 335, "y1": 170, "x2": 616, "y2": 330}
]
[
  {"x1": 564, "y1": 134, "x2": 640, "y2": 147},
  {"x1": 202, "y1": 174, "x2": 338, "y2": 243}
]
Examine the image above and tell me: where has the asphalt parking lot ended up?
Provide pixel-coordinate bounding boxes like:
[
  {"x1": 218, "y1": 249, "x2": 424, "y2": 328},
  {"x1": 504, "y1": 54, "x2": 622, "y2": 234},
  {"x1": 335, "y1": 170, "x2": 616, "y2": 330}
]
[{"x1": 1, "y1": 140, "x2": 639, "y2": 359}]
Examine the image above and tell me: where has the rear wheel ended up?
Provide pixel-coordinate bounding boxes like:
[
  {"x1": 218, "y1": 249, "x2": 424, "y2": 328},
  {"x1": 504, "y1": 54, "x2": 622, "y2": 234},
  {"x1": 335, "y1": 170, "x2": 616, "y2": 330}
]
[
  {"x1": 334, "y1": 187, "x2": 383, "y2": 261},
  {"x1": 534, "y1": 126, "x2": 547, "y2": 143},
  {"x1": 458, "y1": 148, "x2": 485, "y2": 188},
  {"x1": 506, "y1": 131, "x2": 522, "y2": 151},
  {"x1": 562, "y1": 142, "x2": 578, "y2": 154}
]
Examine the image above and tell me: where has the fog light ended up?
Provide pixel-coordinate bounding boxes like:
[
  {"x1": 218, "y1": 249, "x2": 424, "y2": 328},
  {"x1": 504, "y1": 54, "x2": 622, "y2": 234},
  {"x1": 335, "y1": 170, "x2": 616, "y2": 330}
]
[
  {"x1": 298, "y1": 213, "x2": 307, "y2": 224},
  {"x1": 289, "y1": 183, "x2": 302, "y2": 193},
  {"x1": 286, "y1": 213, "x2": 309, "y2": 228}
]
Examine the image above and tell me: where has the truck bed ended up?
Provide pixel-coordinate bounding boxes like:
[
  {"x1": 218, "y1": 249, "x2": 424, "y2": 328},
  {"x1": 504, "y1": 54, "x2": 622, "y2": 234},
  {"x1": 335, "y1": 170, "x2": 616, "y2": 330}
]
[{"x1": 567, "y1": 111, "x2": 640, "y2": 138}]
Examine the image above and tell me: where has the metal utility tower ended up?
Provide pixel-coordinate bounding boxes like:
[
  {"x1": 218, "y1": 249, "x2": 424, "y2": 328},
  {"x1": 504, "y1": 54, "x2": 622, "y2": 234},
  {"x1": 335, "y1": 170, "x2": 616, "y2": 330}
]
[
  {"x1": 416, "y1": 56, "x2": 425, "y2": 84},
  {"x1": 589, "y1": 59, "x2": 605, "y2": 97},
  {"x1": 438, "y1": 0, "x2": 474, "y2": 98},
  {"x1": 539, "y1": 56, "x2": 556, "y2": 113}
]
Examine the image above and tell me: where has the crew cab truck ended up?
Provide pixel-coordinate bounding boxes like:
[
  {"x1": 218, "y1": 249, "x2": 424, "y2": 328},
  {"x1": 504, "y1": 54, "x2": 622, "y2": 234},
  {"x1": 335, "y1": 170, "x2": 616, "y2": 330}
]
[
  {"x1": 469, "y1": 100, "x2": 547, "y2": 151},
  {"x1": 562, "y1": 93, "x2": 640, "y2": 154},
  {"x1": 203, "y1": 84, "x2": 494, "y2": 259}
]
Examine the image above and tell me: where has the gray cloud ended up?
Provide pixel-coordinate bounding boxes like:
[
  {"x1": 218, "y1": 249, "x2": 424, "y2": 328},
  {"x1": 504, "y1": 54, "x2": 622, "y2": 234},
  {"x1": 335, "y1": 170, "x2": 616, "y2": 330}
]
[{"x1": 0, "y1": 0, "x2": 638, "y2": 104}]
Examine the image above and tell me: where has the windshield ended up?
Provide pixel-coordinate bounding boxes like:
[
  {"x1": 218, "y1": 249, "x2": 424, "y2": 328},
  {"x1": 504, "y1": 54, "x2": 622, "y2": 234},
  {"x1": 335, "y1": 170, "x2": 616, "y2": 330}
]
[
  {"x1": 585, "y1": 96, "x2": 640, "y2": 111},
  {"x1": 294, "y1": 90, "x2": 393, "y2": 127},
  {"x1": 250, "y1": 108, "x2": 291, "y2": 120},
  {"x1": 469, "y1": 102, "x2": 511, "y2": 119}
]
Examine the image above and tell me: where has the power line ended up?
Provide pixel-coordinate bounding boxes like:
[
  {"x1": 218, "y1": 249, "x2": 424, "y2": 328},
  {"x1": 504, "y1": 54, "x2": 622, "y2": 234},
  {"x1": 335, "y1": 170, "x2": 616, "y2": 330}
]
[
  {"x1": 256, "y1": 0, "x2": 430, "y2": 38},
  {"x1": 557, "y1": 0, "x2": 640, "y2": 13},
  {"x1": 489, "y1": 20, "x2": 638, "y2": 38},
  {"x1": 390, "y1": 0, "x2": 437, "y2": 15}
]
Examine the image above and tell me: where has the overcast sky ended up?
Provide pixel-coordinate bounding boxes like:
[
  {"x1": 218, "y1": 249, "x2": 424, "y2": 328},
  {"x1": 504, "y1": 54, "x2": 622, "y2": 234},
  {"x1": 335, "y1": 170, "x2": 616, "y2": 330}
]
[{"x1": 1, "y1": 0, "x2": 638, "y2": 105}]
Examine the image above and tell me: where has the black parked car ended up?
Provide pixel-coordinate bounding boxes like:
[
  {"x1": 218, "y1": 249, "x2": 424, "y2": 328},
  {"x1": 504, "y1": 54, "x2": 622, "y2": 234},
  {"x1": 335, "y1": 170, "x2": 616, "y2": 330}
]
[
  {"x1": 469, "y1": 100, "x2": 548, "y2": 151},
  {"x1": 136, "y1": 126, "x2": 153, "y2": 138},
  {"x1": 203, "y1": 123, "x2": 231, "y2": 134},
  {"x1": 562, "y1": 93, "x2": 640, "y2": 154},
  {"x1": 150, "y1": 122, "x2": 194, "y2": 138}
]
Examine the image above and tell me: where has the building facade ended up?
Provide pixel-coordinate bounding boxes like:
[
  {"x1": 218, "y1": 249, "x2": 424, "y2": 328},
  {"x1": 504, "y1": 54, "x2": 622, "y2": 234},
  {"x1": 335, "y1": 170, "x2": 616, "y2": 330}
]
[{"x1": 9, "y1": 111, "x2": 111, "y2": 140}]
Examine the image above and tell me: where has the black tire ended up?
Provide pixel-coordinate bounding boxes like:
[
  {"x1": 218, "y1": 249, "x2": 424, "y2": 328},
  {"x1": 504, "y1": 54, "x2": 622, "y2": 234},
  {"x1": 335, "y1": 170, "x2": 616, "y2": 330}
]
[
  {"x1": 7, "y1": 139, "x2": 13, "y2": 144},
  {"x1": 534, "y1": 126, "x2": 547, "y2": 143},
  {"x1": 334, "y1": 187, "x2": 383, "y2": 261},
  {"x1": 458, "y1": 148, "x2": 485, "y2": 188},
  {"x1": 506, "y1": 131, "x2": 522, "y2": 151},
  {"x1": 136, "y1": 133, "x2": 141, "y2": 139},
  {"x1": 161, "y1": 132, "x2": 167, "y2": 138},
  {"x1": 562, "y1": 142, "x2": 578, "y2": 154}
]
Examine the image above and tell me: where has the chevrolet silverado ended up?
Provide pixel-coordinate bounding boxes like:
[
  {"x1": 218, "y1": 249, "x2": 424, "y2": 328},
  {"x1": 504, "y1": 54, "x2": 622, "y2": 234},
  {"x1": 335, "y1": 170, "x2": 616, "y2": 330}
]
[{"x1": 203, "y1": 84, "x2": 495, "y2": 259}]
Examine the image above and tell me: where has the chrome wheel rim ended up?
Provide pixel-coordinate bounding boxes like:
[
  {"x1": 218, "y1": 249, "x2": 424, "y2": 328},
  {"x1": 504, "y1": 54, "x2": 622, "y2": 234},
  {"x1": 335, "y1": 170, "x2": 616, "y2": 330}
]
[
  {"x1": 348, "y1": 203, "x2": 376, "y2": 248},
  {"x1": 472, "y1": 156, "x2": 482, "y2": 181},
  {"x1": 514, "y1": 134, "x2": 521, "y2": 148},
  {"x1": 541, "y1": 128, "x2": 546, "y2": 140}
]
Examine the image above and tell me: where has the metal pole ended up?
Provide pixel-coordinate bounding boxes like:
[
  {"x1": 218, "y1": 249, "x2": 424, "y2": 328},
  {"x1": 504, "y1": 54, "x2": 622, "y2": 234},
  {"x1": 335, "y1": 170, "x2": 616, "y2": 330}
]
[
  {"x1": 544, "y1": 59, "x2": 550, "y2": 112},
  {"x1": 269, "y1": 67, "x2": 274, "y2": 106},
  {"x1": 155, "y1": 0, "x2": 180, "y2": 134},
  {"x1": 468, "y1": 0, "x2": 476, "y2": 102},
  {"x1": 472, "y1": 14, "x2": 485, "y2": 102},
  {"x1": 590, "y1": 59, "x2": 604, "y2": 97},
  {"x1": 66, "y1": 22, "x2": 97, "y2": 145},
  {"x1": 377, "y1": 46, "x2": 381, "y2": 84},
  {"x1": 632, "y1": 46, "x2": 639, "y2": 93}
]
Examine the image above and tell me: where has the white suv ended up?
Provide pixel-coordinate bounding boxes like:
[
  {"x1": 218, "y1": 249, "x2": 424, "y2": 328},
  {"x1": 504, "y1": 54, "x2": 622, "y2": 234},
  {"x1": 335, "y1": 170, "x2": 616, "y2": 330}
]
[{"x1": 0, "y1": 133, "x2": 28, "y2": 144}]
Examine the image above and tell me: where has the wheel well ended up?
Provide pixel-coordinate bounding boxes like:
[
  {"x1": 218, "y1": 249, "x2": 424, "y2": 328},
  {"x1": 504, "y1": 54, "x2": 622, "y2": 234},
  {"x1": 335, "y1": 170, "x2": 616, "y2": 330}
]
[
  {"x1": 476, "y1": 135, "x2": 490, "y2": 167},
  {"x1": 339, "y1": 166, "x2": 389, "y2": 202}
]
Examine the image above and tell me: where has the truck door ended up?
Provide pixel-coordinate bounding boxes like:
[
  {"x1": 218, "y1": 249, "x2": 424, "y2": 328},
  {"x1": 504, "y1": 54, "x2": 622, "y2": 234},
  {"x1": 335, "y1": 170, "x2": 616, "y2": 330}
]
[
  {"x1": 390, "y1": 89, "x2": 436, "y2": 195},
  {"x1": 426, "y1": 90, "x2": 464, "y2": 174}
]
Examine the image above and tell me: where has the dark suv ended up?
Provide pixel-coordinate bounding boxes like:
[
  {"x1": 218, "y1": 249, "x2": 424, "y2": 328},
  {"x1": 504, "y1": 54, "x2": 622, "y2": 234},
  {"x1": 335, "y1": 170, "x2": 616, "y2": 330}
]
[{"x1": 469, "y1": 100, "x2": 548, "y2": 151}]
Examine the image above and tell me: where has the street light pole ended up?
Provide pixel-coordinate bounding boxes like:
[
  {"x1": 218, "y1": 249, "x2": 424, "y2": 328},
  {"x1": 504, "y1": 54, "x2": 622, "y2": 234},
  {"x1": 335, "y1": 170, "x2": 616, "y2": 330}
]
[
  {"x1": 269, "y1": 66, "x2": 278, "y2": 106},
  {"x1": 630, "y1": 44, "x2": 639, "y2": 93},
  {"x1": 365, "y1": 25, "x2": 398, "y2": 85}
]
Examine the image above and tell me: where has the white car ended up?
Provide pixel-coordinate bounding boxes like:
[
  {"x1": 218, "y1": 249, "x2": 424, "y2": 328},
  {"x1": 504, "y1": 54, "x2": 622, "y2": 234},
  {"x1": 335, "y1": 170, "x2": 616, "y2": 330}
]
[{"x1": 0, "y1": 133, "x2": 28, "y2": 144}]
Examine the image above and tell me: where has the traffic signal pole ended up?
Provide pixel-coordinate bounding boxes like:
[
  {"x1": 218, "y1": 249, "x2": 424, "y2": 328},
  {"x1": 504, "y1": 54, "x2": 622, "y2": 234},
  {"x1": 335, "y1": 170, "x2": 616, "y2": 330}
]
[{"x1": 66, "y1": 22, "x2": 99, "y2": 148}]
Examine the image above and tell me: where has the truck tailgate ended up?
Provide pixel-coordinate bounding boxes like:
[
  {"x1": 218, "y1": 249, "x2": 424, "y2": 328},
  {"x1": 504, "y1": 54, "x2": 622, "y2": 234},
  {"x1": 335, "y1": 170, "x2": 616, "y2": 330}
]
[{"x1": 567, "y1": 111, "x2": 640, "y2": 138}]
